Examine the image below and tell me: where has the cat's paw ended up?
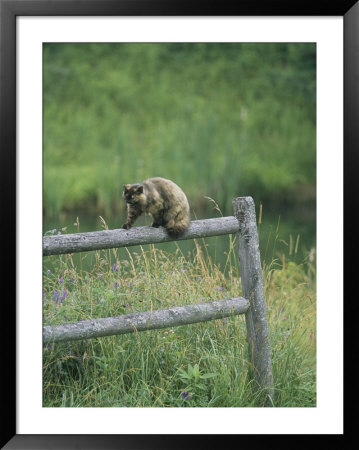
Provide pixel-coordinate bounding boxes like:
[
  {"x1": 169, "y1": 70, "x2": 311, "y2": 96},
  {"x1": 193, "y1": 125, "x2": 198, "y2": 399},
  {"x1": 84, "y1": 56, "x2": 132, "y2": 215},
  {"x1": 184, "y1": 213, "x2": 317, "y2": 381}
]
[{"x1": 122, "y1": 223, "x2": 131, "y2": 230}]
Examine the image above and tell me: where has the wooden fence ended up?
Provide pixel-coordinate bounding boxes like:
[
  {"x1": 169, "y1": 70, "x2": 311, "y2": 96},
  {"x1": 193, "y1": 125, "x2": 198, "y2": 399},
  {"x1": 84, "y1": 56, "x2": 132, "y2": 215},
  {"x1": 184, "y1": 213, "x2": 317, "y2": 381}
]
[{"x1": 43, "y1": 197, "x2": 274, "y2": 404}]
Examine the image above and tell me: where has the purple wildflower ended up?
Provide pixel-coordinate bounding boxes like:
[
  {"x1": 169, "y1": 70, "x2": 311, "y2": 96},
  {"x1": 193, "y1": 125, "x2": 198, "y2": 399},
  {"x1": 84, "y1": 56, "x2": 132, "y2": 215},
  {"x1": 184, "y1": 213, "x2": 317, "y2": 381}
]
[
  {"x1": 70, "y1": 277, "x2": 75, "y2": 283},
  {"x1": 43, "y1": 289, "x2": 46, "y2": 298},
  {"x1": 112, "y1": 263, "x2": 118, "y2": 272},
  {"x1": 60, "y1": 290, "x2": 68, "y2": 303},
  {"x1": 47, "y1": 269, "x2": 51, "y2": 274},
  {"x1": 125, "y1": 303, "x2": 129, "y2": 309},
  {"x1": 51, "y1": 229, "x2": 57, "y2": 234},
  {"x1": 114, "y1": 281, "x2": 120, "y2": 289},
  {"x1": 59, "y1": 277, "x2": 64, "y2": 284},
  {"x1": 197, "y1": 276, "x2": 202, "y2": 282},
  {"x1": 53, "y1": 290, "x2": 59, "y2": 303},
  {"x1": 216, "y1": 286, "x2": 224, "y2": 292},
  {"x1": 181, "y1": 391, "x2": 190, "y2": 401}
]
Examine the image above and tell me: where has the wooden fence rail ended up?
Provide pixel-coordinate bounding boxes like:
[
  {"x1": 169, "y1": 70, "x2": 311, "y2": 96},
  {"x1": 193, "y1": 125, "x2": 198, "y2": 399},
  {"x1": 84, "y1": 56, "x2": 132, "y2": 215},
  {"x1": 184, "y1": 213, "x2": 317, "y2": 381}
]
[
  {"x1": 43, "y1": 297, "x2": 249, "y2": 343},
  {"x1": 43, "y1": 216, "x2": 240, "y2": 256},
  {"x1": 43, "y1": 197, "x2": 274, "y2": 404}
]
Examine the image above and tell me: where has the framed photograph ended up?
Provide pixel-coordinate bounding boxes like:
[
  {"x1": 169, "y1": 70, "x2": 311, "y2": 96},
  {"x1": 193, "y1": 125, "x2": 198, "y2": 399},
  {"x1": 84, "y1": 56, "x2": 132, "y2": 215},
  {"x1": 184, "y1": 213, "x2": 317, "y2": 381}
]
[{"x1": 2, "y1": 0, "x2": 355, "y2": 447}]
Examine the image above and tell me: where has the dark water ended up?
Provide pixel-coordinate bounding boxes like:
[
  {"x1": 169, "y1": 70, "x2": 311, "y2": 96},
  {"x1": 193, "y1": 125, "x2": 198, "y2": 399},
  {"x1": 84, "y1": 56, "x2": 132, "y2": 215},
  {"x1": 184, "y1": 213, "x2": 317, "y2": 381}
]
[{"x1": 43, "y1": 205, "x2": 316, "y2": 273}]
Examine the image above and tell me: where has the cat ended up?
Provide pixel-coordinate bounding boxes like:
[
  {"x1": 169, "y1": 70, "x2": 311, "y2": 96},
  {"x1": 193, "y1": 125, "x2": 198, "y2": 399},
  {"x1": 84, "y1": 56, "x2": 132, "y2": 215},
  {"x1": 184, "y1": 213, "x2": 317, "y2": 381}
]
[{"x1": 122, "y1": 177, "x2": 190, "y2": 236}]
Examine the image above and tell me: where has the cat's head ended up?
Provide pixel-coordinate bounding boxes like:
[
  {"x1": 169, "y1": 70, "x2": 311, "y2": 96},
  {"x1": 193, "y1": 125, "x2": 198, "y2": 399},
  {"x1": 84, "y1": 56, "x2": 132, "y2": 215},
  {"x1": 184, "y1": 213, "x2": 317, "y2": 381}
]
[{"x1": 123, "y1": 184, "x2": 145, "y2": 205}]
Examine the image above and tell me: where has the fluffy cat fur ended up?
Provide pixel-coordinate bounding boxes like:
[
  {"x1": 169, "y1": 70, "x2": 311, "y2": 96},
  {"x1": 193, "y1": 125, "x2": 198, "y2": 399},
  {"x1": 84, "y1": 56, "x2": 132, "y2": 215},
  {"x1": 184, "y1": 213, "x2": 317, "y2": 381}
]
[{"x1": 122, "y1": 177, "x2": 190, "y2": 236}]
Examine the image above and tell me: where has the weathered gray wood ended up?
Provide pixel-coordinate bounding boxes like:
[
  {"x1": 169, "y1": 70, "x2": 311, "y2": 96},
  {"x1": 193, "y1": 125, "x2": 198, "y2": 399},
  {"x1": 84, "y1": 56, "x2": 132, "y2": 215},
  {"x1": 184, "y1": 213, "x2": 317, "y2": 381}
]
[
  {"x1": 43, "y1": 216, "x2": 240, "y2": 256},
  {"x1": 43, "y1": 197, "x2": 274, "y2": 405},
  {"x1": 43, "y1": 297, "x2": 249, "y2": 343},
  {"x1": 233, "y1": 197, "x2": 274, "y2": 404}
]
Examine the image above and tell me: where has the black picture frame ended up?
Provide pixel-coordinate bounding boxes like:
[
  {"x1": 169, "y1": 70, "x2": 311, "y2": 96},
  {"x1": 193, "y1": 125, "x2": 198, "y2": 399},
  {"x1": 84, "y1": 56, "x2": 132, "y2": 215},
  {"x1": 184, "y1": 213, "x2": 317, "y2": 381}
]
[{"x1": 1, "y1": 0, "x2": 356, "y2": 448}]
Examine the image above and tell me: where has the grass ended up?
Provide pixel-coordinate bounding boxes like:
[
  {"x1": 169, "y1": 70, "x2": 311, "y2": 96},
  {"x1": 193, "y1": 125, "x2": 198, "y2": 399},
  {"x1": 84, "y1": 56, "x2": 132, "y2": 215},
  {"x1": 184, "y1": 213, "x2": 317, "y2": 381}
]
[
  {"x1": 42, "y1": 226, "x2": 316, "y2": 408},
  {"x1": 42, "y1": 42, "x2": 317, "y2": 407},
  {"x1": 43, "y1": 43, "x2": 316, "y2": 219}
]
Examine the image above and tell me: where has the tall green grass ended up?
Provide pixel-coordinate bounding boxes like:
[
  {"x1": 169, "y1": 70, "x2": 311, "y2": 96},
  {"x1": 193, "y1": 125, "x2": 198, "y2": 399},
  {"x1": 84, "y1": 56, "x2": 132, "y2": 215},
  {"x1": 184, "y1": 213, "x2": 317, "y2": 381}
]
[
  {"x1": 43, "y1": 43, "x2": 316, "y2": 219},
  {"x1": 43, "y1": 226, "x2": 316, "y2": 407}
]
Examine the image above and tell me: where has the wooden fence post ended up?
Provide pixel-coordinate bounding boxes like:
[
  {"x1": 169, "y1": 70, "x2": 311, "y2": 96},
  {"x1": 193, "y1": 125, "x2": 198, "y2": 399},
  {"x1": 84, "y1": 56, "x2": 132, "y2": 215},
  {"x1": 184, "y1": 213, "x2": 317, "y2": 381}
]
[{"x1": 233, "y1": 197, "x2": 274, "y2": 405}]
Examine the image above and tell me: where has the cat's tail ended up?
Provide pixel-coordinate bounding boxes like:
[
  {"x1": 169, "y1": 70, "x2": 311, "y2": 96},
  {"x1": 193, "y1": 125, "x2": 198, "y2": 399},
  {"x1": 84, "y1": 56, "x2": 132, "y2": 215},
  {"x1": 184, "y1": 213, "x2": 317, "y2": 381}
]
[{"x1": 165, "y1": 214, "x2": 190, "y2": 237}]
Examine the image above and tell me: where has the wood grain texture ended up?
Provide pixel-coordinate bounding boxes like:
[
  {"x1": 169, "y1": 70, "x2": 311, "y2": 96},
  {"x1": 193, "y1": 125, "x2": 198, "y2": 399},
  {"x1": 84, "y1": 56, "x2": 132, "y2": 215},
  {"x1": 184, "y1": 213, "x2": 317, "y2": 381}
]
[
  {"x1": 43, "y1": 216, "x2": 240, "y2": 256},
  {"x1": 43, "y1": 297, "x2": 249, "y2": 343},
  {"x1": 233, "y1": 197, "x2": 274, "y2": 404}
]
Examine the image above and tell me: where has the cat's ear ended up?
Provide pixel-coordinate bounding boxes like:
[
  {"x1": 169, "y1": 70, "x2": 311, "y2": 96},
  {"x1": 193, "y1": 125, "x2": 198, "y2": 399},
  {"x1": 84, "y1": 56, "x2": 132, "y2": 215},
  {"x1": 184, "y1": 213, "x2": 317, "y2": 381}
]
[
  {"x1": 123, "y1": 184, "x2": 130, "y2": 191},
  {"x1": 136, "y1": 186, "x2": 144, "y2": 194}
]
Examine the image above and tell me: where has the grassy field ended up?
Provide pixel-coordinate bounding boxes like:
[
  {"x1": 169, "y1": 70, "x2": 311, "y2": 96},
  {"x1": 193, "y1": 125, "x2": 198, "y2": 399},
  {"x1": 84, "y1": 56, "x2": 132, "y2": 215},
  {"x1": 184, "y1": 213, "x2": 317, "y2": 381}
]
[
  {"x1": 42, "y1": 228, "x2": 316, "y2": 408},
  {"x1": 43, "y1": 43, "x2": 316, "y2": 219},
  {"x1": 42, "y1": 43, "x2": 316, "y2": 408}
]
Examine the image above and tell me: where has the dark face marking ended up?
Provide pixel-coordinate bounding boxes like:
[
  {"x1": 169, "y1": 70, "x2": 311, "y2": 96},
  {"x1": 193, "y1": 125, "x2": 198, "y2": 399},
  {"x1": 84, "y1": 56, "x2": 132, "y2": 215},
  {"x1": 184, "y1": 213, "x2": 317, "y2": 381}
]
[{"x1": 123, "y1": 184, "x2": 144, "y2": 205}]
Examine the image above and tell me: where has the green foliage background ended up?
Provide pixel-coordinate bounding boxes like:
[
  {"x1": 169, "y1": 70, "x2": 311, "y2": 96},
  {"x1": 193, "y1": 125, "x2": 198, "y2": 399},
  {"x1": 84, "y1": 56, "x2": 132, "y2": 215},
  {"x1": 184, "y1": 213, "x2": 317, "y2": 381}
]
[
  {"x1": 43, "y1": 44, "x2": 317, "y2": 407},
  {"x1": 43, "y1": 43, "x2": 316, "y2": 219}
]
